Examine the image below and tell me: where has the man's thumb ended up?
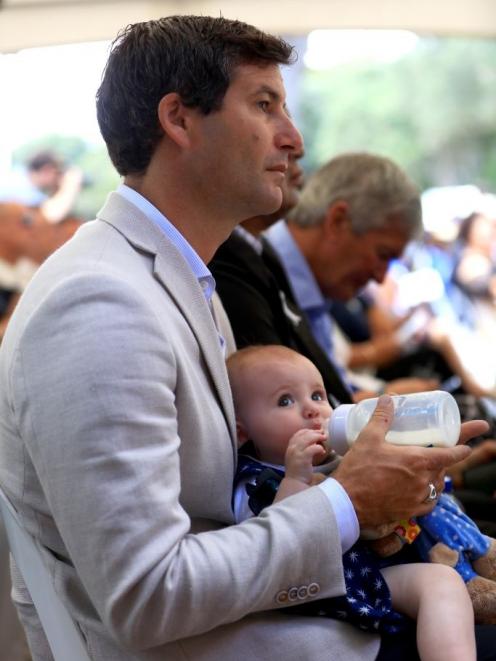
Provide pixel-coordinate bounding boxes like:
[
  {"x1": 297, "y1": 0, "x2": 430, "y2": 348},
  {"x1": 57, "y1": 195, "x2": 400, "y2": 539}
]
[{"x1": 367, "y1": 394, "x2": 395, "y2": 434}]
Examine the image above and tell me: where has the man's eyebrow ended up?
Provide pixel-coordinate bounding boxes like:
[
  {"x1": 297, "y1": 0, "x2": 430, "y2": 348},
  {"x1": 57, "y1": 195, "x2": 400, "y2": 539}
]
[{"x1": 253, "y1": 84, "x2": 284, "y2": 103}]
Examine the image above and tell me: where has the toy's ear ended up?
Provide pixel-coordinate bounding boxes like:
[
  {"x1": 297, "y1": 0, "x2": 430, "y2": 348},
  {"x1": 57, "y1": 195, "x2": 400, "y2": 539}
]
[
  {"x1": 368, "y1": 533, "x2": 404, "y2": 558},
  {"x1": 428, "y1": 541, "x2": 458, "y2": 567},
  {"x1": 157, "y1": 92, "x2": 193, "y2": 149}
]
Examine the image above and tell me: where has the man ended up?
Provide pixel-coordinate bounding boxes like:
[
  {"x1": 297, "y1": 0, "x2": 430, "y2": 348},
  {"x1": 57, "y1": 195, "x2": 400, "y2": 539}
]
[
  {"x1": 212, "y1": 149, "x2": 354, "y2": 404},
  {"x1": 264, "y1": 153, "x2": 420, "y2": 359},
  {"x1": 0, "y1": 151, "x2": 83, "y2": 224},
  {"x1": 0, "y1": 16, "x2": 481, "y2": 661}
]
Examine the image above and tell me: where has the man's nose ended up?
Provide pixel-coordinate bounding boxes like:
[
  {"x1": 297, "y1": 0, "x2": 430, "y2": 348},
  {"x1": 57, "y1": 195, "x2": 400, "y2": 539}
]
[{"x1": 275, "y1": 115, "x2": 304, "y2": 154}]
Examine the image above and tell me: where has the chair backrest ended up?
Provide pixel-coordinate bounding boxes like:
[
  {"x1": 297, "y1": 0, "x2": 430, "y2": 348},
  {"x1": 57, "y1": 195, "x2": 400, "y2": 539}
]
[{"x1": 0, "y1": 487, "x2": 91, "y2": 661}]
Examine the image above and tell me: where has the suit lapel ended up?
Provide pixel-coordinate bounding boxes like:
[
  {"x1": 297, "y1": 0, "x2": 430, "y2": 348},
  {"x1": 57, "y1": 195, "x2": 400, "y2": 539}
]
[
  {"x1": 261, "y1": 238, "x2": 353, "y2": 405},
  {"x1": 97, "y1": 193, "x2": 237, "y2": 445}
]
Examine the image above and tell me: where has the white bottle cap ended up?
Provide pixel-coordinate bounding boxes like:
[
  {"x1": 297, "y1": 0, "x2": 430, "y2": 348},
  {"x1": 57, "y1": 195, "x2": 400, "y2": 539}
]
[{"x1": 328, "y1": 404, "x2": 354, "y2": 456}]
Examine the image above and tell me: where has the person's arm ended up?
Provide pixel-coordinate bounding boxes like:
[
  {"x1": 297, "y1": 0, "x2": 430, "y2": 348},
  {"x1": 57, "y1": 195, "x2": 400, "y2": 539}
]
[
  {"x1": 40, "y1": 167, "x2": 83, "y2": 224},
  {"x1": 346, "y1": 335, "x2": 403, "y2": 369}
]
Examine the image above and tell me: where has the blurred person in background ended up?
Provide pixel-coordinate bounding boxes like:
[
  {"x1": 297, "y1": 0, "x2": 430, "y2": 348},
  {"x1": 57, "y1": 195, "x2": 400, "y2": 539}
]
[
  {"x1": 0, "y1": 150, "x2": 83, "y2": 224},
  {"x1": 0, "y1": 202, "x2": 81, "y2": 339},
  {"x1": 453, "y1": 210, "x2": 496, "y2": 338}
]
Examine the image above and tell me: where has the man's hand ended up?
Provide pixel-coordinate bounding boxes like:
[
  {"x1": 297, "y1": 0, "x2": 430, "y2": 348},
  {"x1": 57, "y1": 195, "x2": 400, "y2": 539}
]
[{"x1": 332, "y1": 395, "x2": 483, "y2": 528}]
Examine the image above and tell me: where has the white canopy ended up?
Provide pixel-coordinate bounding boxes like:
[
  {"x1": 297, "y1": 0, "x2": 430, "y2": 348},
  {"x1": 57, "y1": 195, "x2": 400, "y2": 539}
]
[{"x1": 1, "y1": 0, "x2": 496, "y2": 53}]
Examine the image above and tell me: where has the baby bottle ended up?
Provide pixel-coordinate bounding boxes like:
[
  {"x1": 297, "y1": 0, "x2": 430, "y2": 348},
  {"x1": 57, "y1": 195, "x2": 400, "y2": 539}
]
[{"x1": 328, "y1": 390, "x2": 461, "y2": 456}]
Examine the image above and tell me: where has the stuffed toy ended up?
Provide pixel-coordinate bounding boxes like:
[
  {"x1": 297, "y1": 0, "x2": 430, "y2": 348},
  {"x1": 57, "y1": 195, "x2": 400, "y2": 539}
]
[{"x1": 367, "y1": 493, "x2": 496, "y2": 624}]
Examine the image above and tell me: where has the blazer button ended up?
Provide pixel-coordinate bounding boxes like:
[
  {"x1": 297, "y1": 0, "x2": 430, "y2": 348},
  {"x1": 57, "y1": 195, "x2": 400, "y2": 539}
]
[
  {"x1": 275, "y1": 590, "x2": 288, "y2": 604},
  {"x1": 308, "y1": 582, "x2": 320, "y2": 596},
  {"x1": 297, "y1": 585, "x2": 308, "y2": 599},
  {"x1": 288, "y1": 587, "x2": 299, "y2": 602}
]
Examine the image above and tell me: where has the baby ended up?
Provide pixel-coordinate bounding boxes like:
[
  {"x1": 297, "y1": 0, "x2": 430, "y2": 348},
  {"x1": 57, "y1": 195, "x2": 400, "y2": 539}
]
[{"x1": 227, "y1": 344, "x2": 475, "y2": 661}]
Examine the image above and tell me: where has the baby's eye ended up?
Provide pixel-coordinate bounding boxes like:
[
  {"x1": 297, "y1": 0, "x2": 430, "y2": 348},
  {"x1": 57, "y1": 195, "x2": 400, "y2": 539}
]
[
  {"x1": 278, "y1": 394, "x2": 294, "y2": 407},
  {"x1": 311, "y1": 391, "x2": 324, "y2": 401}
]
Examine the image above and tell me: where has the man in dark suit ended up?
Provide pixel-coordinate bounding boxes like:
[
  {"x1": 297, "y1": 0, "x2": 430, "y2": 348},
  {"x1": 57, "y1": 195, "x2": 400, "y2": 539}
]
[
  {"x1": 211, "y1": 152, "x2": 435, "y2": 405},
  {"x1": 212, "y1": 186, "x2": 352, "y2": 404},
  {"x1": 211, "y1": 150, "x2": 352, "y2": 405}
]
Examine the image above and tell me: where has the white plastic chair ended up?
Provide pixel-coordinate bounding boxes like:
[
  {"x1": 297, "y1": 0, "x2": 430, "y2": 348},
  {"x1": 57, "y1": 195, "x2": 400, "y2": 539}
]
[{"x1": 0, "y1": 487, "x2": 90, "y2": 661}]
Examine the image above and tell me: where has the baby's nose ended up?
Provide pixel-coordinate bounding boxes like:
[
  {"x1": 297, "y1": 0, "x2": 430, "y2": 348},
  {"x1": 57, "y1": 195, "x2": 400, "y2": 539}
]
[{"x1": 303, "y1": 403, "x2": 319, "y2": 419}]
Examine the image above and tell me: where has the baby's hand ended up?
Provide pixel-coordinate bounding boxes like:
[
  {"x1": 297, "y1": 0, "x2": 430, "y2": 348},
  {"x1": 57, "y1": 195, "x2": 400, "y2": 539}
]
[{"x1": 284, "y1": 429, "x2": 327, "y2": 485}]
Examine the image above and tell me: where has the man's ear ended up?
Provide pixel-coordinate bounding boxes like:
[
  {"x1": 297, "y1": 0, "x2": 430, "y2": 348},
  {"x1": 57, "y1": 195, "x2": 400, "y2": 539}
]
[
  {"x1": 236, "y1": 420, "x2": 249, "y2": 446},
  {"x1": 157, "y1": 92, "x2": 193, "y2": 149},
  {"x1": 323, "y1": 201, "x2": 350, "y2": 237}
]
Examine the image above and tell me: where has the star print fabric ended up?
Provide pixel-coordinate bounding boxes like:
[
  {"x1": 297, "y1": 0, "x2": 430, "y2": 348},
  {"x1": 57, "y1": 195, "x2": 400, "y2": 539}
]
[
  {"x1": 314, "y1": 543, "x2": 408, "y2": 634},
  {"x1": 234, "y1": 452, "x2": 409, "y2": 634}
]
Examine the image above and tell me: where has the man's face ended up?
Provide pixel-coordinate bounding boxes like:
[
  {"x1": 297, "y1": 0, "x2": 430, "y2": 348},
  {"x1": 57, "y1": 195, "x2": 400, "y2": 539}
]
[
  {"x1": 279, "y1": 149, "x2": 305, "y2": 217},
  {"x1": 316, "y1": 219, "x2": 409, "y2": 301},
  {"x1": 189, "y1": 63, "x2": 303, "y2": 221},
  {"x1": 32, "y1": 164, "x2": 62, "y2": 194}
]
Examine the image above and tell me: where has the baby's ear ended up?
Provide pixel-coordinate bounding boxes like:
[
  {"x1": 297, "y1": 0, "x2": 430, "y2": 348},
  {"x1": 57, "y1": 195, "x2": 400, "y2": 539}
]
[{"x1": 236, "y1": 420, "x2": 249, "y2": 446}]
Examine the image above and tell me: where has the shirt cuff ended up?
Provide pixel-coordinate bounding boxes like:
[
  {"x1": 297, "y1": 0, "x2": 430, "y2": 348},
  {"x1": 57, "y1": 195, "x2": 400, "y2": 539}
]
[{"x1": 317, "y1": 477, "x2": 360, "y2": 553}]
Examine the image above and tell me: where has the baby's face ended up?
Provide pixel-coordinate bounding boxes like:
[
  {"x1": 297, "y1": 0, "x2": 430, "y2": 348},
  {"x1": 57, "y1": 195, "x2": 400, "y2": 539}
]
[{"x1": 237, "y1": 354, "x2": 332, "y2": 465}]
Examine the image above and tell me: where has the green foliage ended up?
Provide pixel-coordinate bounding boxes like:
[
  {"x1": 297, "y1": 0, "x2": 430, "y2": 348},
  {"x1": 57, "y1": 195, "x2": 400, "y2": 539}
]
[
  {"x1": 12, "y1": 135, "x2": 119, "y2": 220},
  {"x1": 299, "y1": 37, "x2": 496, "y2": 191}
]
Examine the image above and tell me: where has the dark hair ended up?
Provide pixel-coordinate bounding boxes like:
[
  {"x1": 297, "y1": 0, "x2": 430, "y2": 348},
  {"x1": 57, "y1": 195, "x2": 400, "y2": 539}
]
[
  {"x1": 96, "y1": 15, "x2": 294, "y2": 176},
  {"x1": 26, "y1": 150, "x2": 63, "y2": 172},
  {"x1": 457, "y1": 211, "x2": 484, "y2": 244}
]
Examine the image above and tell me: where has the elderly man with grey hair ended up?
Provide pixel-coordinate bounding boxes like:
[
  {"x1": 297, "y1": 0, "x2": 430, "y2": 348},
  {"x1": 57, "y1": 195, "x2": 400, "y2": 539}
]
[
  {"x1": 264, "y1": 152, "x2": 492, "y2": 395},
  {"x1": 264, "y1": 151, "x2": 426, "y2": 400},
  {"x1": 265, "y1": 152, "x2": 422, "y2": 318}
]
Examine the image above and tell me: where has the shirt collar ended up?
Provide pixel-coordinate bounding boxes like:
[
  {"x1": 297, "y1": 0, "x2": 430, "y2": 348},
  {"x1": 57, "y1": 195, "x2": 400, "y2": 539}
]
[
  {"x1": 117, "y1": 184, "x2": 215, "y2": 301},
  {"x1": 264, "y1": 220, "x2": 326, "y2": 313}
]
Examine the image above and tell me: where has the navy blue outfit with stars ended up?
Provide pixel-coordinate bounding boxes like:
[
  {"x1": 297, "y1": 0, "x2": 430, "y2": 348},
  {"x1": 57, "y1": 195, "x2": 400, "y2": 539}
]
[{"x1": 235, "y1": 452, "x2": 410, "y2": 634}]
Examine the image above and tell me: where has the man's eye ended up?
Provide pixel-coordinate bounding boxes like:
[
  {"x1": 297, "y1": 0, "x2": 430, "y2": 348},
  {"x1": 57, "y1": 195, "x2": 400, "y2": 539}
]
[
  {"x1": 278, "y1": 394, "x2": 293, "y2": 407},
  {"x1": 312, "y1": 391, "x2": 324, "y2": 401},
  {"x1": 257, "y1": 100, "x2": 270, "y2": 112}
]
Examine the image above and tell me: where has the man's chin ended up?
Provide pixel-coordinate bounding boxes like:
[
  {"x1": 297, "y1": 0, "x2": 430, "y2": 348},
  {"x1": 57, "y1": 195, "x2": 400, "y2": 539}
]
[{"x1": 256, "y1": 189, "x2": 283, "y2": 218}]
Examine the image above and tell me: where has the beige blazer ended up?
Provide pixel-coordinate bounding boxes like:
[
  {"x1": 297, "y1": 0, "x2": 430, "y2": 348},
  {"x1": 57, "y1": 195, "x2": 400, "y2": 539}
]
[{"x1": 0, "y1": 193, "x2": 379, "y2": 660}]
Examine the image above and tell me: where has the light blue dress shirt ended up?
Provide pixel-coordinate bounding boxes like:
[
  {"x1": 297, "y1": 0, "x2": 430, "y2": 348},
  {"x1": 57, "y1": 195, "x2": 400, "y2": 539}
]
[
  {"x1": 264, "y1": 219, "x2": 335, "y2": 358},
  {"x1": 264, "y1": 221, "x2": 359, "y2": 551},
  {"x1": 117, "y1": 184, "x2": 215, "y2": 302}
]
